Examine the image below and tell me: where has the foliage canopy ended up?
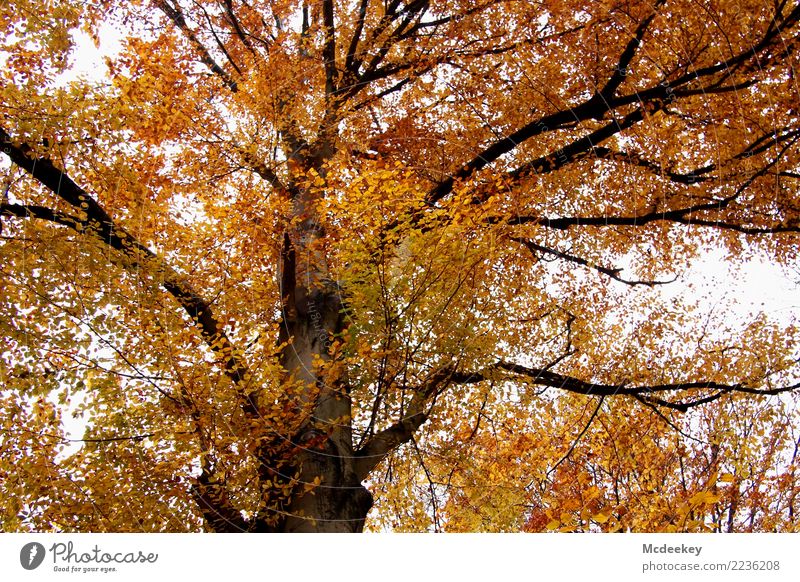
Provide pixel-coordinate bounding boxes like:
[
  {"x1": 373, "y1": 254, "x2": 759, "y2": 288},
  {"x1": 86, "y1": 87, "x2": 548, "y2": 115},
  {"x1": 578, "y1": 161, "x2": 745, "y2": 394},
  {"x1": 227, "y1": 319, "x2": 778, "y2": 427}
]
[{"x1": 1, "y1": 0, "x2": 800, "y2": 532}]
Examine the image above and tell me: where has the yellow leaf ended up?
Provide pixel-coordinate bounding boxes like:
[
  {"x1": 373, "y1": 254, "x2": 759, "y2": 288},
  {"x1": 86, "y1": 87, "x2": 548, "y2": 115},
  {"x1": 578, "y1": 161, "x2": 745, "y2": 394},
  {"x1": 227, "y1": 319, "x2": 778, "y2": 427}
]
[{"x1": 594, "y1": 512, "x2": 610, "y2": 524}]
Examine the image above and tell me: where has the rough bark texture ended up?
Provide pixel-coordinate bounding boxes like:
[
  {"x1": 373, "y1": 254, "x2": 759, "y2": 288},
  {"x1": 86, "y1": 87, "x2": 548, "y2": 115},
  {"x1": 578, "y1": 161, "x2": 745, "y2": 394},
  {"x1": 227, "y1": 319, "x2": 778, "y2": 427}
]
[
  {"x1": 271, "y1": 175, "x2": 374, "y2": 532},
  {"x1": 276, "y1": 290, "x2": 375, "y2": 532}
]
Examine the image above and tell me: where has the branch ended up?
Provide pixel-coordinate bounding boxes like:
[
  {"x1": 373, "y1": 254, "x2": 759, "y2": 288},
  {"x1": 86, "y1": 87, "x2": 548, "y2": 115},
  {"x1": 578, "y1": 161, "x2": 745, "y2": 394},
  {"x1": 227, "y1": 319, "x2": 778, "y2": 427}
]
[
  {"x1": 425, "y1": 1, "x2": 799, "y2": 208},
  {"x1": 598, "y1": 0, "x2": 666, "y2": 102},
  {"x1": 343, "y1": 0, "x2": 402, "y2": 81},
  {"x1": 341, "y1": 0, "x2": 429, "y2": 100},
  {"x1": 78, "y1": 433, "x2": 156, "y2": 443},
  {"x1": 1, "y1": 202, "x2": 82, "y2": 230},
  {"x1": 344, "y1": 0, "x2": 371, "y2": 76},
  {"x1": 634, "y1": 391, "x2": 729, "y2": 413},
  {"x1": 609, "y1": 4, "x2": 800, "y2": 112},
  {"x1": 322, "y1": 0, "x2": 338, "y2": 98},
  {"x1": 423, "y1": 2, "x2": 668, "y2": 207},
  {"x1": 351, "y1": 344, "x2": 799, "y2": 480},
  {"x1": 193, "y1": 0, "x2": 244, "y2": 75},
  {"x1": 155, "y1": 0, "x2": 239, "y2": 92},
  {"x1": 347, "y1": 6, "x2": 582, "y2": 111},
  {"x1": 392, "y1": 361, "x2": 800, "y2": 403},
  {"x1": 547, "y1": 395, "x2": 606, "y2": 476},
  {"x1": 191, "y1": 456, "x2": 249, "y2": 532},
  {"x1": 0, "y1": 126, "x2": 258, "y2": 417},
  {"x1": 236, "y1": 145, "x2": 287, "y2": 192},
  {"x1": 506, "y1": 135, "x2": 800, "y2": 233},
  {"x1": 352, "y1": 77, "x2": 412, "y2": 111},
  {"x1": 508, "y1": 210, "x2": 800, "y2": 234},
  {"x1": 222, "y1": 0, "x2": 257, "y2": 53},
  {"x1": 511, "y1": 237, "x2": 676, "y2": 287},
  {"x1": 353, "y1": 409, "x2": 428, "y2": 480},
  {"x1": 506, "y1": 105, "x2": 648, "y2": 183},
  {"x1": 587, "y1": 146, "x2": 715, "y2": 184},
  {"x1": 632, "y1": 395, "x2": 713, "y2": 444},
  {"x1": 492, "y1": 361, "x2": 800, "y2": 401},
  {"x1": 2, "y1": 427, "x2": 166, "y2": 445},
  {"x1": 353, "y1": 365, "x2": 465, "y2": 479}
]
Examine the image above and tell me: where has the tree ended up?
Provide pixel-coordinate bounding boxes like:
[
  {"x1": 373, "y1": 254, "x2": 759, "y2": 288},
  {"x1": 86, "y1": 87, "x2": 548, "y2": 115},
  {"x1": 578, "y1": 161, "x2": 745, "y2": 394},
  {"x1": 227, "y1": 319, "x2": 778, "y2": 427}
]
[{"x1": 1, "y1": 0, "x2": 799, "y2": 533}]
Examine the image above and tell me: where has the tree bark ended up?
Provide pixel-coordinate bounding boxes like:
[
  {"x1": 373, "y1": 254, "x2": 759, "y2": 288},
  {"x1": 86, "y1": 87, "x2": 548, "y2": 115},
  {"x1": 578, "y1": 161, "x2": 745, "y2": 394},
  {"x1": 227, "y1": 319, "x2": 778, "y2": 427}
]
[
  {"x1": 274, "y1": 290, "x2": 375, "y2": 532},
  {"x1": 264, "y1": 176, "x2": 374, "y2": 532}
]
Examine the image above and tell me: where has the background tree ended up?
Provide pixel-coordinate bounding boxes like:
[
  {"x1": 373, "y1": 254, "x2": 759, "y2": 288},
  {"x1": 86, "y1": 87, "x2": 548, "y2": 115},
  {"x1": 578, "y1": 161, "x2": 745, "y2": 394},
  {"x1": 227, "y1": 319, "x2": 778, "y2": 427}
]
[{"x1": 1, "y1": 0, "x2": 799, "y2": 532}]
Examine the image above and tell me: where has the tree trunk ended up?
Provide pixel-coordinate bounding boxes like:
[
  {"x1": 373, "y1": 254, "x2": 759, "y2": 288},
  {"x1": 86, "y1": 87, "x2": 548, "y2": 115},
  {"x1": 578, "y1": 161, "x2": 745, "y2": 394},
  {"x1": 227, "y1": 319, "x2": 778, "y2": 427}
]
[
  {"x1": 265, "y1": 194, "x2": 373, "y2": 532},
  {"x1": 263, "y1": 280, "x2": 374, "y2": 532},
  {"x1": 282, "y1": 445, "x2": 374, "y2": 533}
]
